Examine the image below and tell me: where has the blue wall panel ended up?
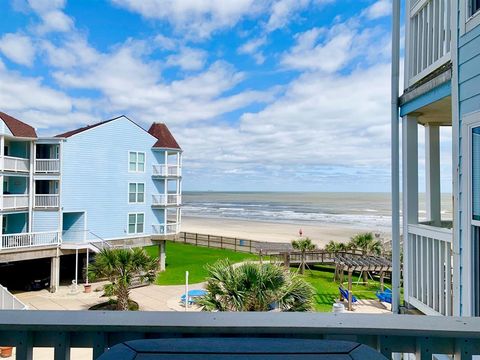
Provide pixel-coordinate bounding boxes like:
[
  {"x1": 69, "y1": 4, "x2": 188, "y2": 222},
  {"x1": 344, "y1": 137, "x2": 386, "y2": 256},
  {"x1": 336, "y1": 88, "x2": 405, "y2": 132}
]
[{"x1": 32, "y1": 211, "x2": 60, "y2": 232}]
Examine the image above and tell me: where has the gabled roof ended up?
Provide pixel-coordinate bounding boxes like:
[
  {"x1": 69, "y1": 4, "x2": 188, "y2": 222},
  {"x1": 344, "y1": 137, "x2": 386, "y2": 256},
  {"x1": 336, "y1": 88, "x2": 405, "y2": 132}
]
[
  {"x1": 55, "y1": 117, "x2": 121, "y2": 138},
  {"x1": 148, "y1": 123, "x2": 181, "y2": 150},
  {"x1": 0, "y1": 112, "x2": 37, "y2": 138}
]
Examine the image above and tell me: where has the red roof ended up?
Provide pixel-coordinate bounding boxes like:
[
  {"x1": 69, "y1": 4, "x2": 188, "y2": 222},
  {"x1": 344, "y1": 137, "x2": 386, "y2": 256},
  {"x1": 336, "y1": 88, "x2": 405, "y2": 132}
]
[
  {"x1": 148, "y1": 123, "x2": 181, "y2": 150},
  {"x1": 55, "y1": 117, "x2": 120, "y2": 138},
  {"x1": 0, "y1": 112, "x2": 37, "y2": 138}
]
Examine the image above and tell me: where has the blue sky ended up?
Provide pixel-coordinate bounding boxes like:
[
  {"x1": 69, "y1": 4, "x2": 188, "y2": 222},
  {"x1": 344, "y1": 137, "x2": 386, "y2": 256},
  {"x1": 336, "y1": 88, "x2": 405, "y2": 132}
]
[{"x1": 0, "y1": 0, "x2": 403, "y2": 191}]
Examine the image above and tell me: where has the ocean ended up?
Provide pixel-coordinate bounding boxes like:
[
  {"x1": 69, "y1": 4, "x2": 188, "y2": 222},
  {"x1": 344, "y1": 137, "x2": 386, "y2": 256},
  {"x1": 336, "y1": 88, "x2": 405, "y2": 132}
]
[{"x1": 182, "y1": 192, "x2": 453, "y2": 232}]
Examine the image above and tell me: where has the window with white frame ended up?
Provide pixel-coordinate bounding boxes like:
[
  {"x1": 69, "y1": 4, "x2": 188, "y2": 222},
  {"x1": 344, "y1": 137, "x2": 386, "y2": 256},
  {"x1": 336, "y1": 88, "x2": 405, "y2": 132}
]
[
  {"x1": 129, "y1": 183, "x2": 145, "y2": 203},
  {"x1": 128, "y1": 213, "x2": 144, "y2": 234},
  {"x1": 129, "y1": 151, "x2": 145, "y2": 172}
]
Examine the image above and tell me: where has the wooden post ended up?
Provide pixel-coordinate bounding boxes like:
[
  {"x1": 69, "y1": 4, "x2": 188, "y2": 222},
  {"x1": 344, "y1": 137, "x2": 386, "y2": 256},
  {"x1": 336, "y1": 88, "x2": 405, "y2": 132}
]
[
  {"x1": 234, "y1": 238, "x2": 237, "y2": 252},
  {"x1": 348, "y1": 269, "x2": 353, "y2": 311},
  {"x1": 284, "y1": 253, "x2": 290, "y2": 268},
  {"x1": 195, "y1": 233, "x2": 198, "y2": 246},
  {"x1": 183, "y1": 232, "x2": 186, "y2": 243},
  {"x1": 220, "y1": 236, "x2": 223, "y2": 249},
  {"x1": 340, "y1": 268, "x2": 344, "y2": 285},
  {"x1": 249, "y1": 240, "x2": 252, "y2": 253},
  {"x1": 380, "y1": 271, "x2": 385, "y2": 292},
  {"x1": 207, "y1": 234, "x2": 210, "y2": 248}
]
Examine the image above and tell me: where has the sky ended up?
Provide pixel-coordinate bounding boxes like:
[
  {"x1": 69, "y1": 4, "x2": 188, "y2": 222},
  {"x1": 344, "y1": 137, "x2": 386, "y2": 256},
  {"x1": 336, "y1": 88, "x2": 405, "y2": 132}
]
[{"x1": 0, "y1": 0, "x2": 402, "y2": 192}]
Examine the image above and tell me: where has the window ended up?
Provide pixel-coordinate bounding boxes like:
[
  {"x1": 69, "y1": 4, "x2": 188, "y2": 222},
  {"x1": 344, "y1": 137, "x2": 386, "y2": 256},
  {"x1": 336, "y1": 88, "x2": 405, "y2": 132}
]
[
  {"x1": 473, "y1": 127, "x2": 480, "y2": 220},
  {"x1": 128, "y1": 213, "x2": 144, "y2": 234},
  {"x1": 129, "y1": 151, "x2": 145, "y2": 172},
  {"x1": 129, "y1": 183, "x2": 145, "y2": 203},
  {"x1": 472, "y1": 0, "x2": 480, "y2": 16}
]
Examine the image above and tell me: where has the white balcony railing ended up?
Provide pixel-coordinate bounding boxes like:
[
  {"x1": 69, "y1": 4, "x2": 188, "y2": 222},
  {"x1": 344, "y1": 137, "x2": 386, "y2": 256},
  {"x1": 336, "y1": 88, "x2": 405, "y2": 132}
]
[
  {"x1": 152, "y1": 164, "x2": 181, "y2": 177},
  {"x1": 34, "y1": 194, "x2": 59, "y2": 208},
  {"x1": 0, "y1": 312, "x2": 478, "y2": 359},
  {"x1": 152, "y1": 223, "x2": 180, "y2": 235},
  {"x1": 35, "y1": 159, "x2": 60, "y2": 173},
  {"x1": 152, "y1": 194, "x2": 182, "y2": 206},
  {"x1": 0, "y1": 231, "x2": 61, "y2": 251},
  {"x1": 0, "y1": 284, "x2": 27, "y2": 310},
  {"x1": 1, "y1": 194, "x2": 28, "y2": 210},
  {"x1": 406, "y1": 223, "x2": 453, "y2": 316},
  {"x1": 1, "y1": 156, "x2": 30, "y2": 172},
  {"x1": 407, "y1": 0, "x2": 451, "y2": 86}
]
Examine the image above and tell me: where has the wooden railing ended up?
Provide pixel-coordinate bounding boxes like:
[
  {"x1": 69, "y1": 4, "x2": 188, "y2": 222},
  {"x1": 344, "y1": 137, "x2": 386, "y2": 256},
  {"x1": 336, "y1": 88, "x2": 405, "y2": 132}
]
[
  {"x1": 407, "y1": 223, "x2": 453, "y2": 316},
  {"x1": 0, "y1": 312, "x2": 478, "y2": 359},
  {"x1": 152, "y1": 164, "x2": 181, "y2": 177},
  {"x1": 34, "y1": 194, "x2": 59, "y2": 208},
  {"x1": 407, "y1": 0, "x2": 451, "y2": 86},
  {"x1": 0, "y1": 231, "x2": 61, "y2": 251},
  {"x1": 1, "y1": 194, "x2": 28, "y2": 210},
  {"x1": 35, "y1": 159, "x2": 60, "y2": 173},
  {"x1": 1, "y1": 156, "x2": 29, "y2": 172},
  {"x1": 151, "y1": 194, "x2": 181, "y2": 206}
]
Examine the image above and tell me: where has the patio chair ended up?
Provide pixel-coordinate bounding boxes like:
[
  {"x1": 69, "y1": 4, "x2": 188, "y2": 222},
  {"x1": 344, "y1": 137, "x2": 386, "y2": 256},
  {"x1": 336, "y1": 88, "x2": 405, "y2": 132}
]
[
  {"x1": 375, "y1": 288, "x2": 392, "y2": 304},
  {"x1": 338, "y1": 287, "x2": 358, "y2": 303}
]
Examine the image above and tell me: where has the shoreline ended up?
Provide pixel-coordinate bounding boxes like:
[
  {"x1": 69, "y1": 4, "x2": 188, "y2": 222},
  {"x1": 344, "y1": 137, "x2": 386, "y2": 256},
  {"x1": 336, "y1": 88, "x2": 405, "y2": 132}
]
[{"x1": 181, "y1": 216, "x2": 391, "y2": 248}]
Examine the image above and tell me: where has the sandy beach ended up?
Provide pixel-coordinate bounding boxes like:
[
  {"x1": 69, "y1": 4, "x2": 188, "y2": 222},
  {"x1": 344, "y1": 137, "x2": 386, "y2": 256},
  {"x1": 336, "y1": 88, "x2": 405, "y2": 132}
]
[{"x1": 181, "y1": 216, "x2": 387, "y2": 248}]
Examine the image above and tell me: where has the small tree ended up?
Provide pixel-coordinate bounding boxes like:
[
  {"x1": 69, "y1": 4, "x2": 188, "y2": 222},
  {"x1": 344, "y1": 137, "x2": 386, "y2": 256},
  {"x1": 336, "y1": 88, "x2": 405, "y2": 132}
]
[
  {"x1": 324, "y1": 240, "x2": 348, "y2": 254},
  {"x1": 198, "y1": 260, "x2": 315, "y2": 312},
  {"x1": 291, "y1": 237, "x2": 316, "y2": 274},
  {"x1": 88, "y1": 248, "x2": 158, "y2": 311},
  {"x1": 349, "y1": 232, "x2": 382, "y2": 256}
]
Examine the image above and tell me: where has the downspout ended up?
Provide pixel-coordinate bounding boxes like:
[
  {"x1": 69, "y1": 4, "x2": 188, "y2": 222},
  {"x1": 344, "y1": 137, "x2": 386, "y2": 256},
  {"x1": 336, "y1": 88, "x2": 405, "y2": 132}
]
[{"x1": 391, "y1": 0, "x2": 401, "y2": 314}]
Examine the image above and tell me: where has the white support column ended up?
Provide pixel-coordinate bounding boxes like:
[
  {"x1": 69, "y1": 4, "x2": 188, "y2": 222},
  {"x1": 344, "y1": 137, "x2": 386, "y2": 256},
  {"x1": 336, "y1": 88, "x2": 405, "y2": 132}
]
[
  {"x1": 28, "y1": 141, "x2": 34, "y2": 231},
  {"x1": 158, "y1": 240, "x2": 166, "y2": 271},
  {"x1": 402, "y1": 115, "x2": 419, "y2": 305},
  {"x1": 425, "y1": 124, "x2": 441, "y2": 226},
  {"x1": 50, "y1": 255, "x2": 60, "y2": 293}
]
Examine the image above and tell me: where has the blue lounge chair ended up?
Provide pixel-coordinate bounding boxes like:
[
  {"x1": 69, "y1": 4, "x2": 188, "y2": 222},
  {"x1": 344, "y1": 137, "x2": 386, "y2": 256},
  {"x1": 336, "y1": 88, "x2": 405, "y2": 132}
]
[
  {"x1": 375, "y1": 288, "x2": 392, "y2": 304},
  {"x1": 339, "y1": 287, "x2": 358, "y2": 303},
  {"x1": 181, "y1": 289, "x2": 207, "y2": 305}
]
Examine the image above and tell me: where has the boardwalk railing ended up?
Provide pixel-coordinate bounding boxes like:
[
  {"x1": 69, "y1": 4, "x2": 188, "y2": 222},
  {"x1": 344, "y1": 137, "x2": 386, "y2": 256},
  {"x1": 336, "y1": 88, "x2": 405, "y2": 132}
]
[
  {"x1": 0, "y1": 312, "x2": 479, "y2": 359},
  {"x1": 35, "y1": 159, "x2": 60, "y2": 173},
  {"x1": 407, "y1": 223, "x2": 453, "y2": 316},
  {"x1": 176, "y1": 232, "x2": 261, "y2": 253},
  {"x1": 407, "y1": 0, "x2": 451, "y2": 86},
  {"x1": 0, "y1": 285, "x2": 27, "y2": 310}
]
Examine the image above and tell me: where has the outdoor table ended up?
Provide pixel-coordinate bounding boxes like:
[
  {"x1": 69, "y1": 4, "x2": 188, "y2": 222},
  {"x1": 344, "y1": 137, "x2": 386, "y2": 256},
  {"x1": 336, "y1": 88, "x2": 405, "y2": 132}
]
[{"x1": 97, "y1": 337, "x2": 388, "y2": 359}]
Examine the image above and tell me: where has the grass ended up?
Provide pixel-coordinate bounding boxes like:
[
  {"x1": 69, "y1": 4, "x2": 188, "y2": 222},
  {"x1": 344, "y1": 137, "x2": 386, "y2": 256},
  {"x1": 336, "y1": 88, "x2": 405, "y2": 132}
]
[
  {"x1": 145, "y1": 243, "x2": 388, "y2": 311},
  {"x1": 145, "y1": 242, "x2": 258, "y2": 285},
  {"x1": 301, "y1": 265, "x2": 386, "y2": 312}
]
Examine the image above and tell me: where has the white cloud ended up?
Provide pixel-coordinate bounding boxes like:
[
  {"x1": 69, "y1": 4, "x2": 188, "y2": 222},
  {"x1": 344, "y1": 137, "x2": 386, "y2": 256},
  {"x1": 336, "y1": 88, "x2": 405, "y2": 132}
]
[
  {"x1": 0, "y1": 33, "x2": 36, "y2": 67},
  {"x1": 363, "y1": 0, "x2": 392, "y2": 20},
  {"x1": 111, "y1": 0, "x2": 263, "y2": 39},
  {"x1": 238, "y1": 37, "x2": 266, "y2": 64},
  {"x1": 27, "y1": 0, "x2": 74, "y2": 33},
  {"x1": 40, "y1": 36, "x2": 100, "y2": 68},
  {"x1": 166, "y1": 47, "x2": 207, "y2": 71}
]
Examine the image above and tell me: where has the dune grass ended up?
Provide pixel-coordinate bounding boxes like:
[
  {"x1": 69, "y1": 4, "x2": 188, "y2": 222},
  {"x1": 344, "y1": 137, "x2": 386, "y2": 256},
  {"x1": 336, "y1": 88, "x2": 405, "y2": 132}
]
[{"x1": 145, "y1": 242, "x2": 258, "y2": 285}]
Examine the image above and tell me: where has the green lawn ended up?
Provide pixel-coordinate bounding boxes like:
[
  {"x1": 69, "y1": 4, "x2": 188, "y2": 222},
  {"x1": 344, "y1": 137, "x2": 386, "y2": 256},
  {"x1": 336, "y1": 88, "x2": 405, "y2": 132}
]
[
  {"x1": 301, "y1": 265, "x2": 385, "y2": 312},
  {"x1": 145, "y1": 243, "x2": 387, "y2": 311},
  {"x1": 145, "y1": 242, "x2": 257, "y2": 285}
]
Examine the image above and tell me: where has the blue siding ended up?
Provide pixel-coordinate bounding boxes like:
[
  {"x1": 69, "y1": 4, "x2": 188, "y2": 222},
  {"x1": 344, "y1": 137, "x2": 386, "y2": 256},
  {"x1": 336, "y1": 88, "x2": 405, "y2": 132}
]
[
  {"x1": 459, "y1": 23, "x2": 480, "y2": 116},
  {"x1": 32, "y1": 211, "x2": 60, "y2": 232},
  {"x1": 62, "y1": 212, "x2": 85, "y2": 242},
  {"x1": 61, "y1": 116, "x2": 171, "y2": 240}
]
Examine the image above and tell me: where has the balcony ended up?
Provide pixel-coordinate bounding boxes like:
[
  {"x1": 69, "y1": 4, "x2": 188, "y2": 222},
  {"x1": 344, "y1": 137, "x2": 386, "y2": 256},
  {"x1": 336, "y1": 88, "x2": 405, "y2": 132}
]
[
  {"x1": 35, "y1": 159, "x2": 60, "y2": 173},
  {"x1": 0, "y1": 156, "x2": 30, "y2": 173},
  {"x1": 406, "y1": 0, "x2": 451, "y2": 86},
  {"x1": 152, "y1": 194, "x2": 181, "y2": 206},
  {"x1": 152, "y1": 222, "x2": 180, "y2": 235},
  {"x1": 34, "y1": 194, "x2": 59, "y2": 209},
  {"x1": 1, "y1": 194, "x2": 28, "y2": 210},
  {"x1": 152, "y1": 164, "x2": 181, "y2": 177},
  {"x1": 406, "y1": 223, "x2": 453, "y2": 316},
  {"x1": 0, "y1": 312, "x2": 478, "y2": 359},
  {"x1": 0, "y1": 231, "x2": 60, "y2": 251}
]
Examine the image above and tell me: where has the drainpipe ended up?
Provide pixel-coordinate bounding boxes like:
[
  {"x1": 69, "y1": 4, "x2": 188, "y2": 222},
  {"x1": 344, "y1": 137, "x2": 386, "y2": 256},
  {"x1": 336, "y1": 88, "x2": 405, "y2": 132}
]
[{"x1": 391, "y1": 0, "x2": 401, "y2": 314}]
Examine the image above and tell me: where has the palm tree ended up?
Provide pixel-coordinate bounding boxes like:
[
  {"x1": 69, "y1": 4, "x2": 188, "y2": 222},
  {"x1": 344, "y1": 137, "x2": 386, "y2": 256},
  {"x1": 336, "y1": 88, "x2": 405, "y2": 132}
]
[
  {"x1": 324, "y1": 240, "x2": 348, "y2": 254},
  {"x1": 198, "y1": 260, "x2": 315, "y2": 312},
  {"x1": 88, "y1": 248, "x2": 158, "y2": 311},
  {"x1": 349, "y1": 232, "x2": 383, "y2": 256},
  {"x1": 291, "y1": 237, "x2": 316, "y2": 274}
]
